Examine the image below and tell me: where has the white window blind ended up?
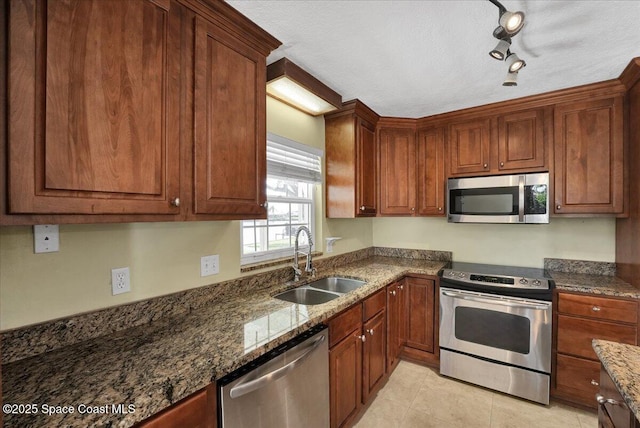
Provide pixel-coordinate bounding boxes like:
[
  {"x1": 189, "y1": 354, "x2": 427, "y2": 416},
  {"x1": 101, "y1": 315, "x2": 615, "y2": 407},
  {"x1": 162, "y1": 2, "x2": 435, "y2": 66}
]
[{"x1": 267, "y1": 132, "x2": 323, "y2": 183}]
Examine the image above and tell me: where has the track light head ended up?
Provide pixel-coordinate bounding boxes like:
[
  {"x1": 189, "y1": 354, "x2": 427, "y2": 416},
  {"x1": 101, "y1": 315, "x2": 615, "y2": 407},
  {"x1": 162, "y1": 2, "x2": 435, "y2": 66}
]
[
  {"x1": 489, "y1": 39, "x2": 511, "y2": 60},
  {"x1": 499, "y1": 10, "x2": 525, "y2": 36},
  {"x1": 503, "y1": 71, "x2": 518, "y2": 86},
  {"x1": 506, "y1": 51, "x2": 526, "y2": 73}
]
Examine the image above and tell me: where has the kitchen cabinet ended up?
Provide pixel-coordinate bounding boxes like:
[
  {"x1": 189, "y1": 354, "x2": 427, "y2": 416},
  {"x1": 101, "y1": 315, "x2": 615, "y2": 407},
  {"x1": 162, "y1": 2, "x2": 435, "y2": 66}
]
[
  {"x1": 417, "y1": 127, "x2": 447, "y2": 216},
  {"x1": 554, "y1": 292, "x2": 638, "y2": 408},
  {"x1": 325, "y1": 100, "x2": 379, "y2": 218},
  {"x1": 386, "y1": 281, "x2": 406, "y2": 372},
  {"x1": 378, "y1": 122, "x2": 417, "y2": 215},
  {"x1": 403, "y1": 277, "x2": 438, "y2": 365},
  {"x1": 4, "y1": 0, "x2": 279, "y2": 224},
  {"x1": 137, "y1": 384, "x2": 216, "y2": 428},
  {"x1": 329, "y1": 289, "x2": 388, "y2": 427},
  {"x1": 554, "y1": 96, "x2": 626, "y2": 216},
  {"x1": 597, "y1": 365, "x2": 639, "y2": 428},
  {"x1": 448, "y1": 108, "x2": 548, "y2": 176}
]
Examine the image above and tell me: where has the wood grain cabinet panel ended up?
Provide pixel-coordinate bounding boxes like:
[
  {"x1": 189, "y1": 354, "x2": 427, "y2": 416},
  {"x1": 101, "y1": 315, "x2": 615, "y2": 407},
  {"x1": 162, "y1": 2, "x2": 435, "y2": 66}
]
[
  {"x1": 554, "y1": 96, "x2": 625, "y2": 215},
  {"x1": 379, "y1": 127, "x2": 416, "y2": 215},
  {"x1": 325, "y1": 100, "x2": 379, "y2": 218},
  {"x1": 598, "y1": 365, "x2": 638, "y2": 428},
  {"x1": 497, "y1": 108, "x2": 546, "y2": 171},
  {"x1": 362, "y1": 310, "x2": 386, "y2": 403},
  {"x1": 8, "y1": 0, "x2": 181, "y2": 215},
  {"x1": 417, "y1": 128, "x2": 446, "y2": 216},
  {"x1": 558, "y1": 293, "x2": 638, "y2": 324},
  {"x1": 329, "y1": 329, "x2": 362, "y2": 428},
  {"x1": 448, "y1": 118, "x2": 491, "y2": 175},
  {"x1": 193, "y1": 17, "x2": 266, "y2": 216},
  {"x1": 137, "y1": 384, "x2": 216, "y2": 428},
  {"x1": 557, "y1": 315, "x2": 636, "y2": 360},
  {"x1": 405, "y1": 278, "x2": 435, "y2": 354},
  {"x1": 556, "y1": 354, "x2": 601, "y2": 406}
]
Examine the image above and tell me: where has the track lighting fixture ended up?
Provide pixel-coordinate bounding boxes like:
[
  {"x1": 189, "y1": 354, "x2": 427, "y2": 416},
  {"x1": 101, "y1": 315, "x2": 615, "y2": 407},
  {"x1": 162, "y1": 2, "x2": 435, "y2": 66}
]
[{"x1": 488, "y1": 0, "x2": 527, "y2": 86}]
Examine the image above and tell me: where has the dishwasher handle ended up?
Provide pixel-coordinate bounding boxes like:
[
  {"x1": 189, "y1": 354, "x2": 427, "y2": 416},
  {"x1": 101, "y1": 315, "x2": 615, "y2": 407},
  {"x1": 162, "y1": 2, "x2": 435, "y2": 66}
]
[{"x1": 229, "y1": 334, "x2": 326, "y2": 399}]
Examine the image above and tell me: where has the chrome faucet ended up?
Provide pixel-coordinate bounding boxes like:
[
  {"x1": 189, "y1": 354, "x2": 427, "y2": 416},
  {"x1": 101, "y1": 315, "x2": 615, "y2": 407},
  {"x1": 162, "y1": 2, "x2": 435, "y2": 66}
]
[{"x1": 293, "y1": 226, "x2": 315, "y2": 281}]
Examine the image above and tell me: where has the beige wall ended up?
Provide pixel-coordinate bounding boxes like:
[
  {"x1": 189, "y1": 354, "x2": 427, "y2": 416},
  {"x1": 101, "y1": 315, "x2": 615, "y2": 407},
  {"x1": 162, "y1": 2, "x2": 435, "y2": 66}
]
[
  {"x1": 0, "y1": 98, "x2": 373, "y2": 330},
  {"x1": 373, "y1": 217, "x2": 616, "y2": 267}
]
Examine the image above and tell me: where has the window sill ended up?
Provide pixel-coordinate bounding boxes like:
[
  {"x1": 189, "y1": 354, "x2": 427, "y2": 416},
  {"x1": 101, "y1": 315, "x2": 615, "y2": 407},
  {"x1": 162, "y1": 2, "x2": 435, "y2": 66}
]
[{"x1": 241, "y1": 251, "x2": 323, "y2": 273}]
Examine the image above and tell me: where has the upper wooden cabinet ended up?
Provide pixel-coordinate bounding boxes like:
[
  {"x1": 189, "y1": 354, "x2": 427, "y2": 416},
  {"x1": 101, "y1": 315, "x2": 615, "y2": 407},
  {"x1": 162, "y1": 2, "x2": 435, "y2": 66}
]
[
  {"x1": 417, "y1": 127, "x2": 446, "y2": 216},
  {"x1": 378, "y1": 123, "x2": 416, "y2": 215},
  {"x1": 325, "y1": 100, "x2": 379, "y2": 218},
  {"x1": 554, "y1": 96, "x2": 626, "y2": 216},
  {"x1": 193, "y1": 16, "x2": 266, "y2": 216},
  {"x1": 448, "y1": 108, "x2": 548, "y2": 176},
  {"x1": 7, "y1": 0, "x2": 182, "y2": 216},
  {"x1": 3, "y1": 0, "x2": 280, "y2": 224}
]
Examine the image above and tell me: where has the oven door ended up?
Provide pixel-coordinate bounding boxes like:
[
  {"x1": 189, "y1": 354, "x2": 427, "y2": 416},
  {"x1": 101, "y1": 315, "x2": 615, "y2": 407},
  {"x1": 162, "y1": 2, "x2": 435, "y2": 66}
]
[{"x1": 439, "y1": 287, "x2": 552, "y2": 373}]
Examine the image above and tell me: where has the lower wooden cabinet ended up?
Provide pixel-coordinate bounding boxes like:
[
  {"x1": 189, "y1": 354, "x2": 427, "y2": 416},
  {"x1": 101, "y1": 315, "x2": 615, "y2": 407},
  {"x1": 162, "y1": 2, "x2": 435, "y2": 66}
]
[
  {"x1": 137, "y1": 384, "x2": 216, "y2": 428},
  {"x1": 403, "y1": 277, "x2": 437, "y2": 364},
  {"x1": 362, "y1": 310, "x2": 387, "y2": 403},
  {"x1": 598, "y1": 365, "x2": 639, "y2": 428},
  {"x1": 386, "y1": 281, "x2": 405, "y2": 372},
  {"x1": 553, "y1": 291, "x2": 638, "y2": 408},
  {"x1": 329, "y1": 325, "x2": 363, "y2": 428}
]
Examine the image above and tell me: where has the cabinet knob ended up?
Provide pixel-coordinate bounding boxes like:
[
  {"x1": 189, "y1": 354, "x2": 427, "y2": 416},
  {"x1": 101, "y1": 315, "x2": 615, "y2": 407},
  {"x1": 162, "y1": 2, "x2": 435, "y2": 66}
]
[
  {"x1": 556, "y1": 205, "x2": 561, "y2": 210},
  {"x1": 360, "y1": 206, "x2": 366, "y2": 211},
  {"x1": 170, "y1": 197, "x2": 180, "y2": 207},
  {"x1": 259, "y1": 202, "x2": 268, "y2": 208},
  {"x1": 398, "y1": 285, "x2": 404, "y2": 290},
  {"x1": 356, "y1": 334, "x2": 366, "y2": 342},
  {"x1": 500, "y1": 162, "x2": 504, "y2": 167},
  {"x1": 390, "y1": 290, "x2": 396, "y2": 296},
  {"x1": 483, "y1": 163, "x2": 488, "y2": 169},
  {"x1": 591, "y1": 379, "x2": 599, "y2": 386},
  {"x1": 411, "y1": 207, "x2": 415, "y2": 211},
  {"x1": 592, "y1": 306, "x2": 601, "y2": 312},
  {"x1": 438, "y1": 207, "x2": 442, "y2": 211},
  {"x1": 367, "y1": 329, "x2": 374, "y2": 336}
]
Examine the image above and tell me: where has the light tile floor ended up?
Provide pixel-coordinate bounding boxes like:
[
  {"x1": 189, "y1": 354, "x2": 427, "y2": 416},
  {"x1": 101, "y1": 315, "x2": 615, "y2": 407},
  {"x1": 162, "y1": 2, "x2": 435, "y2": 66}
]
[{"x1": 354, "y1": 360, "x2": 598, "y2": 428}]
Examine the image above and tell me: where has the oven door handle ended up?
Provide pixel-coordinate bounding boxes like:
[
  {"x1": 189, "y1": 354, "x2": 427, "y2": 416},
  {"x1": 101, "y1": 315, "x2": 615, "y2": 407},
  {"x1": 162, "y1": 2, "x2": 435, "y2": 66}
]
[
  {"x1": 441, "y1": 290, "x2": 550, "y2": 311},
  {"x1": 229, "y1": 334, "x2": 325, "y2": 399},
  {"x1": 518, "y1": 175, "x2": 525, "y2": 222}
]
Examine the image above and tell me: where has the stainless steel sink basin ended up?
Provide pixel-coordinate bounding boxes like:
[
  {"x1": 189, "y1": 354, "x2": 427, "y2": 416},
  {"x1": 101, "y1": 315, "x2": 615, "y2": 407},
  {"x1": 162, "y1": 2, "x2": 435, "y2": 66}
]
[
  {"x1": 274, "y1": 288, "x2": 340, "y2": 305},
  {"x1": 305, "y1": 277, "x2": 366, "y2": 294},
  {"x1": 274, "y1": 277, "x2": 367, "y2": 305}
]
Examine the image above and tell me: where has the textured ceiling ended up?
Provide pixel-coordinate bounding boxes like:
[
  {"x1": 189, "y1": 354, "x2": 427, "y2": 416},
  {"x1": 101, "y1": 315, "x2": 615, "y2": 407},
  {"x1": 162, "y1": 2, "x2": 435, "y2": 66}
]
[{"x1": 227, "y1": 0, "x2": 640, "y2": 118}]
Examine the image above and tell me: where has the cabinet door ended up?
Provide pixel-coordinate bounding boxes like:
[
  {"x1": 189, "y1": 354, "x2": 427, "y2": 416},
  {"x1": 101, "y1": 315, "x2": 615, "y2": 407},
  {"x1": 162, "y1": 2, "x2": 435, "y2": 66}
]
[
  {"x1": 557, "y1": 315, "x2": 636, "y2": 360},
  {"x1": 598, "y1": 366, "x2": 637, "y2": 428},
  {"x1": 362, "y1": 310, "x2": 386, "y2": 403},
  {"x1": 554, "y1": 97, "x2": 625, "y2": 215},
  {"x1": 356, "y1": 119, "x2": 377, "y2": 216},
  {"x1": 139, "y1": 387, "x2": 214, "y2": 428},
  {"x1": 417, "y1": 128, "x2": 446, "y2": 216},
  {"x1": 555, "y1": 354, "x2": 600, "y2": 408},
  {"x1": 330, "y1": 330, "x2": 362, "y2": 428},
  {"x1": 448, "y1": 119, "x2": 491, "y2": 175},
  {"x1": 379, "y1": 128, "x2": 416, "y2": 215},
  {"x1": 193, "y1": 17, "x2": 266, "y2": 217},
  {"x1": 497, "y1": 108, "x2": 546, "y2": 171},
  {"x1": 405, "y1": 278, "x2": 435, "y2": 353},
  {"x1": 8, "y1": 0, "x2": 181, "y2": 215},
  {"x1": 386, "y1": 283, "x2": 401, "y2": 372}
]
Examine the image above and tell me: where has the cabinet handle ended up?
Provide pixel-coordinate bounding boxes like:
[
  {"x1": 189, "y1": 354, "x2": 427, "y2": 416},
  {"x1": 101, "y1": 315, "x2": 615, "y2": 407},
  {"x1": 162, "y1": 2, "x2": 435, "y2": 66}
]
[
  {"x1": 591, "y1": 379, "x2": 599, "y2": 386},
  {"x1": 483, "y1": 163, "x2": 488, "y2": 169},
  {"x1": 360, "y1": 206, "x2": 366, "y2": 211},
  {"x1": 259, "y1": 202, "x2": 268, "y2": 208},
  {"x1": 398, "y1": 285, "x2": 404, "y2": 290},
  {"x1": 411, "y1": 207, "x2": 415, "y2": 211},
  {"x1": 556, "y1": 205, "x2": 561, "y2": 210},
  {"x1": 500, "y1": 162, "x2": 504, "y2": 167},
  {"x1": 367, "y1": 329, "x2": 374, "y2": 336},
  {"x1": 592, "y1": 306, "x2": 601, "y2": 312},
  {"x1": 390, "y1": 290, "x2": 396, "y2": 296},
  {"x1": 170, "y1": 197, "x2": 180, "y2": 207},
  {"x1": 356, "y1": 334, "x2": 366, "y2": 343},
  {"x1": 596, "y1": 394, "x2": 626, "y2": 408},
  {"x1": 438, "y1": 207, "x2": 442, "y2": 211}
]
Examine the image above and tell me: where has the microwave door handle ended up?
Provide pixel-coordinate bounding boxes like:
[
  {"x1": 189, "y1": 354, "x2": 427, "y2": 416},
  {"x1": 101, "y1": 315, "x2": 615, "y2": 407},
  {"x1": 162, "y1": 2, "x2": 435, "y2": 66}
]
[
  {"x1": 518, "y1": 175, "x2": 525, "y2": 222},
  {"x1": 229, "y1": 334, "x2": 326, "y2": 399},
  {"x1": 441, "y1": 291, "x2": 549, "y2": 311}
]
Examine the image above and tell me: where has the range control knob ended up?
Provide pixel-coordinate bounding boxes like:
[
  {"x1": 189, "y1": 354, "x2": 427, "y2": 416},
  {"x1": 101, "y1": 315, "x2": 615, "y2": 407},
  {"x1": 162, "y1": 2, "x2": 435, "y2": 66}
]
[
  {"x1": 519, "y1": 278, "x2": 529, "y2": 285},
  {"x1": 448, "y1": 271, "x2": 456, "y2": 277},
  {"x1": 458, "y1": 272, "x2": 466, "y2": 278},
  {"x1": 532, "y1": 279, "x2": 542, "y2": 286}
]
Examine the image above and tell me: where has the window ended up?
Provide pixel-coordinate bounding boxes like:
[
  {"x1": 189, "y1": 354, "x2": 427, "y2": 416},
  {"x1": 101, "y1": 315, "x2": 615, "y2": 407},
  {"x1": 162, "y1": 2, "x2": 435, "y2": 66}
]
[{"x1": 241, "y1": 133, "x2": 322, "y2": 265}]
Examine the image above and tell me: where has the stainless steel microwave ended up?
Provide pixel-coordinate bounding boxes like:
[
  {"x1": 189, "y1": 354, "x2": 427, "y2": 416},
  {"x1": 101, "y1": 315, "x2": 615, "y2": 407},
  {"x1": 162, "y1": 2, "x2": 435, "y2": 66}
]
[{"x1": 447, "y1": 172, "x2": 549, "y2": 223}]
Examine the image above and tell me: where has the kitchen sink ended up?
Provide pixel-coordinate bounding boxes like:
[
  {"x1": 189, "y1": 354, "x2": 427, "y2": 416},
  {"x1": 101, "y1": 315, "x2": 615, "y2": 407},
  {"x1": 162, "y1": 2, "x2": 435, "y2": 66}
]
[
  {"x1": 274, "y1": 277, "x2": 367, "y2": 305},
  {"x1": 274, "y1": 288, "x2": 340, "y2": 305},
  {"x1": 305, "y1": 277, "x2": 366, "y2": 294}
]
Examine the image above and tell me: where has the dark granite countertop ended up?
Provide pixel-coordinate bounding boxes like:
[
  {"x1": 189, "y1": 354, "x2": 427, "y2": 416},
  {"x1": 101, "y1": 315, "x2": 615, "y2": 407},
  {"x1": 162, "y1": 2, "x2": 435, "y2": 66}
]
[
  {"x1": 1, "y1": 256, "x2": 446, "y2": 428},
  {"x1": 593, "y1": 340, "x2": 640, "y2": 421},
  {"x1": 552, "y1": 271, "x2": 640, "y2": 299}
]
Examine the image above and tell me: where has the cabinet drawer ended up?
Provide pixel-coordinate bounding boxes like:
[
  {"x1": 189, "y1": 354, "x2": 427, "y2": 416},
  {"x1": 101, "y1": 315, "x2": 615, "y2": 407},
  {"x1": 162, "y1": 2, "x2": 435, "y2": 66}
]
[
  {"x1": 556, "y1": 354, "x2": 600, "y2": 406},
  {"x1": 557, "y1": 315, "x2": 636, "y2": 360},
  {"x1": 329, "y1": 304, "x2": 363, "y2": 348},
  {"x1": 363, "y1": 289, "x2": 386, "y2": 321},
  {"x1": 558, "y1": 293, "x2": 637, "y2": 323}
]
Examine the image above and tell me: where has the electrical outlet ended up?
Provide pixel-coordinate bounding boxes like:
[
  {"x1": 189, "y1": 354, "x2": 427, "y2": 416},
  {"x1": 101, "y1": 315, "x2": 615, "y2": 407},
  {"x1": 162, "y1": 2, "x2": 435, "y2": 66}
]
[
  {"x1": 111, "y1": 267, "x2": 131, "y2": 295},
  {"x1": 201, "y1": 255, "x2": 219, "y2": 277},
  {"x1": 33, "y1": 224, "x2": 60, "y2": 253}
]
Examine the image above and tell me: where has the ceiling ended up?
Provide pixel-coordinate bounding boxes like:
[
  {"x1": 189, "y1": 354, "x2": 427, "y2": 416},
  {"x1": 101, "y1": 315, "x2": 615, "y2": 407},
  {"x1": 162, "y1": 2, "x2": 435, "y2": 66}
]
[{"x1": 227, "y1": 0, "x2": 640, "y2": 118}]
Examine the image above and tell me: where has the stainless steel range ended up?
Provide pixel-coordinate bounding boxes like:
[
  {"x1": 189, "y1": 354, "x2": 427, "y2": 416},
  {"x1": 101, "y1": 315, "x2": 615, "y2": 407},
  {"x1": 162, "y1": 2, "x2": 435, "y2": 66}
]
[{"x1": 438, "y1": 262, "x2": 554, "y2": 404}]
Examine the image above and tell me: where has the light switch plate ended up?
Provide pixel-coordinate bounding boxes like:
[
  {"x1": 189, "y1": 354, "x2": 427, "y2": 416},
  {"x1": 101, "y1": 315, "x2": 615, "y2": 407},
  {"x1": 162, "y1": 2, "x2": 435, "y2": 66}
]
[
  {"x1": 34, "y1": 224, "x2": 60, "y2": 253},
  {"x1": 201, "y1": 255, "x2": 219, "y2": 277}
]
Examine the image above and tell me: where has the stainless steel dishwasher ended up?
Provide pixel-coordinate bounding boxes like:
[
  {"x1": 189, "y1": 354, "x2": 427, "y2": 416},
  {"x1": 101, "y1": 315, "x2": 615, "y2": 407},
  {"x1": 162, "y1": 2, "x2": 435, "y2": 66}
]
[{"x1": 218, "y1": 325, "x2": 329, "y2": 428}]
